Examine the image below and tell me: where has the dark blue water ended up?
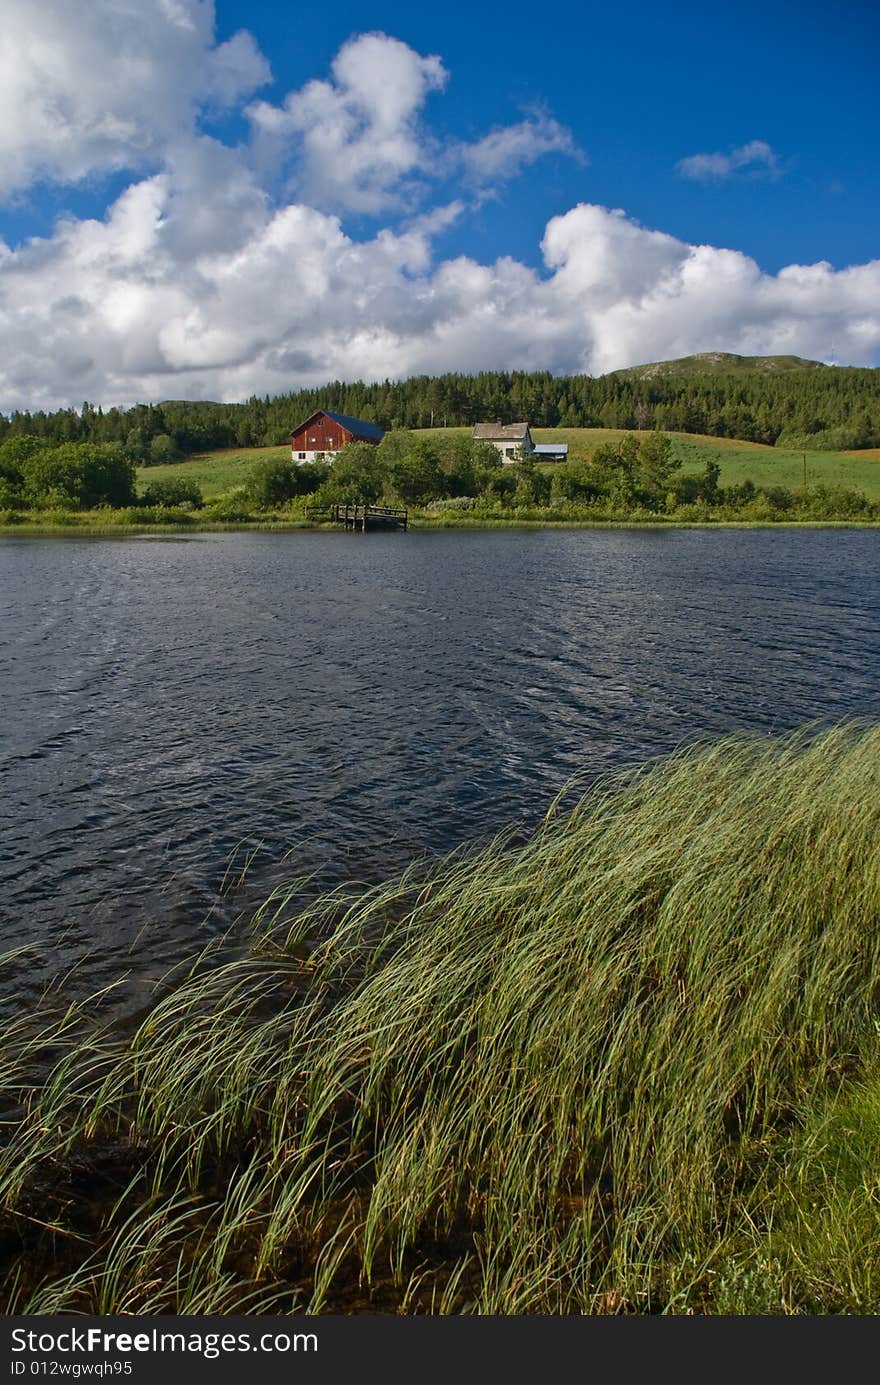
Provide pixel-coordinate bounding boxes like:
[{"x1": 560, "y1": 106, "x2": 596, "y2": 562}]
[{"x1": 2, "y1": 527, "x2": 879, "y2": 1005}]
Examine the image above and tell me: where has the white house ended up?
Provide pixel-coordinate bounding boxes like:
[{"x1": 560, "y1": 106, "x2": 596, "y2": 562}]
[{"x1": 472, "y1": 421, "x2": 536, "y2": 463}]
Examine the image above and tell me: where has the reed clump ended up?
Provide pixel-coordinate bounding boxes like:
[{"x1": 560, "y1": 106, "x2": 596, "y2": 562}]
[{"x1": 2, "y1": 722, "x2": 880, "y2": 1313}]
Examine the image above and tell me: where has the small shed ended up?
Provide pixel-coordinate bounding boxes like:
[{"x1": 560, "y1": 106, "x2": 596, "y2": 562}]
[
  {"x1": 533, "y1": 443, "x2": 569, "y2": 463},
  {"x1": 290, "y1": 410, "x2": 385, "y2": 464}
]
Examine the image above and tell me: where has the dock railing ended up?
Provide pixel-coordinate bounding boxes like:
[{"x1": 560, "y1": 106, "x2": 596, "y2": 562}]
[{"x1": 330, "y1": 503, "x2": 408, "y2": 531}]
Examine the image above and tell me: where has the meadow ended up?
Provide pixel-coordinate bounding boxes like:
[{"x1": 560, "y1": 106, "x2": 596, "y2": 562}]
[
  {"x1": 136, "y1": 445, "x2": 291, "y2": 498},
  {"x1": 3, "y1": 722, "x2": 880, "y2": 1314},
  {"x1": 136, "y1": 429, "x2": 880, "y2": 502}
]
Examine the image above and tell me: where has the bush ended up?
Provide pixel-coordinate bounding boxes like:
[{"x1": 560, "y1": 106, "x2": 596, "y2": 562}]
[
  {"x1": 19, "y1": 443, "x2": 136, "y2": 509},
  {"x1": 148, "y1": 434, "x2": 179, "y2": 464},
  {"x1": 203, "y1": 490, "x2": 256, "y2": 522},
  {"x1": 0, "y1": 477, "x2": 23, "y2": 509},
  {"x1": 246, "y1": 459, "x2": 329, "y2": 509},
  {"x1": 317, "y1": 444, "x2": 386, "y2": 505},
  {"x1": 247, "y1": 458, "x2": 297, "y2": 508},
  {"x1": 667, "y1": 502, "x2": 717, "y2": 523},
  {"x1": 425, "y1": 496, "x2": 478, "y2": 512},
  {"x1": 141, "y1": 477, "x2": 204, "y2": 509},
  {"x1": 759, "y1": 485, "x2": 796, "y2": 512},
  {"x1": 795, "y1": 484, "x2": 873, "y2": 520}
]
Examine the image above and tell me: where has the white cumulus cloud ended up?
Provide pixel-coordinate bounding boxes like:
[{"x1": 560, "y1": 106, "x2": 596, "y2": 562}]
[
  {"x1": 0, "y1": 18, "x2": 877, "y2": 410},
  {"x1": 0, "y1": 0, "x2": 270, "y2": 197},
  {"x1": 1, "y1": 185, "x2": 878, "y2": 412},
  {"x1": 247, "y1": 33, "x2": 581, "y2": 212},
  {"x1": 247, "y1": 32, "x2": 449, "y2": 214}
]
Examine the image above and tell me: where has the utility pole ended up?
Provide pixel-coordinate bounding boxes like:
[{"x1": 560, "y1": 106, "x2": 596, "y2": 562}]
[{"x1": 803, "y1": 453, "x2": 807, "y2": 491}]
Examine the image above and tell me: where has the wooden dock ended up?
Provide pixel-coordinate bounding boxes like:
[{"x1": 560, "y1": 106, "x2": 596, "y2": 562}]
[{"x1": 331, "y1": 503, "x2": 408, "y2": 532}]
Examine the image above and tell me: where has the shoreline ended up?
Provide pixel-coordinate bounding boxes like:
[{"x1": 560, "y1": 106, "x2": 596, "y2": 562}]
[{"x1": 3, "y1": 516, "x2": 880, "y2": 537}]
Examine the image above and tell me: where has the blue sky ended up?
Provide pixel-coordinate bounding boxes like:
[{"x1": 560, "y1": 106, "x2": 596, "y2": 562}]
[
  {"x1": 0, "y1": 0, "x2": 877, "y2": 410},
  {"x1": 215, "y1": 0, "x2": 880, "y2": 273}
]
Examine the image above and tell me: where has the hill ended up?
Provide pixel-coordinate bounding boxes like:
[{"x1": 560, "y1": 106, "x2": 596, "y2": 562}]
[{"x1": 614, "y1": 352, "x2": 828, "y2": 380}]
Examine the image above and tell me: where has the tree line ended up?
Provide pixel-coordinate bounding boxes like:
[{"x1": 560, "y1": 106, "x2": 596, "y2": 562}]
[{"x1": 1, "y1": 363, "x2": 878, "y2": 459}]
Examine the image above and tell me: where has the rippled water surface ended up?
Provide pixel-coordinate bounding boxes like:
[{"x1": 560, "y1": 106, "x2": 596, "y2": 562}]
[{"x1": 2, "y1": 528, "x2": 879, "y2": 1003}]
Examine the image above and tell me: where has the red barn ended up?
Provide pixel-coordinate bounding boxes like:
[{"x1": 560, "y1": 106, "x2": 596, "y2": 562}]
[{"x1": 290, "y1": 410, "x2": 385, "y2": 464}]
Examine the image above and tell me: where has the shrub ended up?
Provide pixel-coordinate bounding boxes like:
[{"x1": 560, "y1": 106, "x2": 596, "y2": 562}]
[
  {"x1": 19, "y1": 443, "x2": 136, "y2": 509},
  {"x1": 246, "y1": 459, "x2": 329, "y2": 509},
  {"x1": 425, "y1": 496, "x2": 478, "y2": 512},
  {"x1": 0, "y1": 477, "x2": 23, "y2": 509},
  {"x1": 203, "y1": 490, "x2": 256, "y2": 522},
  {"x1": 317, "y1": 444, "x2": 386, "y2": 505},
  {"x1": 141, "y1": 477, "x2": 204, "y2": 509},
  {"x1": 795, "y1": 484, "x2": 872, "y2": 520},
  {"x1": 148, "y1": 434, "x2": 179, "y2": 464},
  {"x1": 766, "y1": 485, "x2": 795, "y2": 510}
]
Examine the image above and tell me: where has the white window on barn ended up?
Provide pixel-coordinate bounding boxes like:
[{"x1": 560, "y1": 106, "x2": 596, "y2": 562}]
[{"x1": 298, "y1": 452, "x2": 306, "y2": 460}]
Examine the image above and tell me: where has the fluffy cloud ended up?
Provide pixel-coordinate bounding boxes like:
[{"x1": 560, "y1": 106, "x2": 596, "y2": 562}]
[
  {"x1": 2, "y1": 181, "x2": 878, "y2": 411},
  {"x1": 247, "y1": 32, "x2": 449, "y2": 213},
  {"x1": 247, "y1": 33, "x2": 580, "y2": 211},
  {"x1": 676, "y1": 139, "x2": 781, "y2": 182},
  {"x1": 0, "y1": 15, "x2": 876, "y2": 410},
  {"x1": 0, "y1": 0, "x2": 270, "y2": 197}
]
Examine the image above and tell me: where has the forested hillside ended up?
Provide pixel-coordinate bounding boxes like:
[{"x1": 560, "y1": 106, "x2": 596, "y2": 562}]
[{"x1": 2, "y1": 358, "x2": 878, "y2": 460}]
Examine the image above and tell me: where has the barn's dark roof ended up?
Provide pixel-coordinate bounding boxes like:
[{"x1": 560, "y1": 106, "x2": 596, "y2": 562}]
[
  {"x1": 292, "y1": 409, "x2": 384, "y2": 442},
  {"x1": 324, "y1": 410, "x2": 385, "y2": 441}
]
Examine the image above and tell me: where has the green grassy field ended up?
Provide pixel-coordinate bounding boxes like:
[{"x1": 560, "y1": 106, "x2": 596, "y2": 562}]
[
  {"x1": 136, "y1": 444, "x2": 291, "y2": 498},
  {"x1": 3, "y1": 723, "x2": 880, "y2": 1314},
  {"x1": 137, "y1": 431, "x2": 880, "y2": 501},
  {"x1": 530, "y1": 429, "x2": 880, "y2": 498}
]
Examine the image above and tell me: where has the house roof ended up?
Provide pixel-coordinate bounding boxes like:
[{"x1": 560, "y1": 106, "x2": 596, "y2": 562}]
[
  {"x1": 291, "y1": 410, "x2": 385, "y2": 442},
  {"x1": 534, "y1": 443, "x2": 569, "y2": 456},
  {"x1": 472, "y1": 421, "x2": 531, "y2": 441}
]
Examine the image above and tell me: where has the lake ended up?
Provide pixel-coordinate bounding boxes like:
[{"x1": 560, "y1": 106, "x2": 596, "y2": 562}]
[{"x1": 2, "y1": 527, "x2": 879, "y2": 1008}]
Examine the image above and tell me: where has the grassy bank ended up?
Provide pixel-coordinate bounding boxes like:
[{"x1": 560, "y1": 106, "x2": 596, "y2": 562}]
[
  {"x1": 3, "y1": 723, "x2": 880, "y2": 1313},
  {"x1": 3, "y1": 513, "x2": 880, "y2": 537}
]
